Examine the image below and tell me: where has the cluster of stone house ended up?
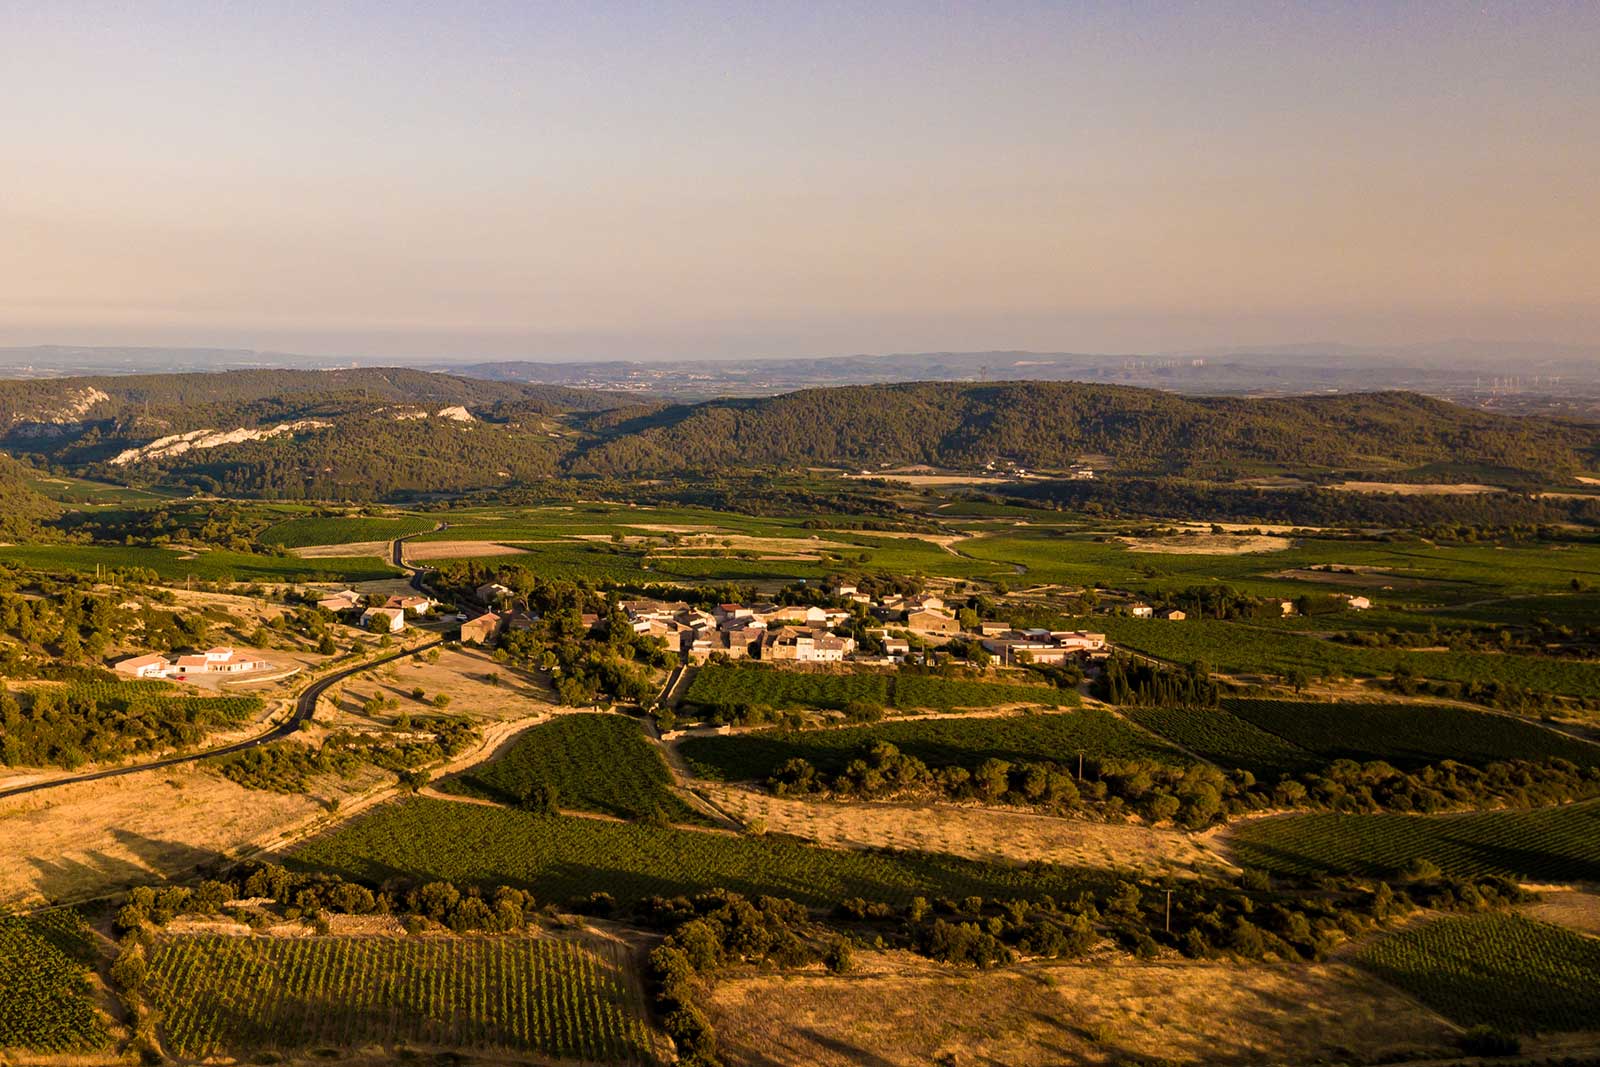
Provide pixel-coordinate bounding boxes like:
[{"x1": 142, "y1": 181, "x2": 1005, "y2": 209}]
[
  {"x1": 617, "y1": 599, "x2": 861, "y2": 664},
  {"x1": 114, "y1": 646, "x2": 272, "y2": 679},
  {"x1": 315, "y1": 589, "x2": 434, "y2": 633},
  {"x1": 458, "y1": 606, "x2": 545, "y2": 646}
]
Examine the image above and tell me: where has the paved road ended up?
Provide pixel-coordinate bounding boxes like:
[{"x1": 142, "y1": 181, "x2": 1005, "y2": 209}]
[{"x1": 0, "y1": 639, "x2": 441, "y2": 801}]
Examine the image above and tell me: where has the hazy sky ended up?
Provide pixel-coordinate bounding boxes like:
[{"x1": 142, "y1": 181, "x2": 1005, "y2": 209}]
[{"x1": 2, "y1": 1, "x2": 1597, "y2": 360}]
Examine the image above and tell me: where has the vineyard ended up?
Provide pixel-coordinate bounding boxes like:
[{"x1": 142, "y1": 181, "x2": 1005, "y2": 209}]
[
  {"x1": 440, "y1": 713, "x2": 710, "y2": 824},
  {"x1": 1124, "y1": 706, "x2": 1318, "y2": 778},
  {"x1": 1097, "y1": 618, "x2": 1600, "y2": 699},
  {"x1": 144, "y1": 933, "x2": 659, "y2": 1062},
  {"x1": 683, "y1": 664, "x2": 1078, "y2": 715},
  {"x1": 289, "y1": 797, "x2": 1101, "y2": 907},
  {"x1": 0, "y1": 910, "x2": 107, "y2": 1053},
  {"x1": 259, "y1": 514, "x2": 437, "y2": 547},
  {"x1": 678, "y1": 708, "x2": 1185, "y2": 782},
  {"x1": 2, "y1": 681, "x2": 263, "y2": 768},
  {"x1": 1220, "y1": 699, "x2": 1600, "y2": 770},
  {"x1": 1224, "y1": 799, "x2": 1600, "y2": 881},
  {"x1": 1356, "y1": 914, "x2": 1600, "y2": 1033},
  {"x1": 0, "y1": 542, "x2": 401, "y2": 584}
]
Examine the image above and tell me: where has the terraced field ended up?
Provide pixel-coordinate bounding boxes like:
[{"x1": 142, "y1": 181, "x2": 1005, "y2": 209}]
[
  {"x1": 439, "y1": 713, "x2": 709, "y2": 824},
  {"x1": 678, "y1": 709, "x2": 1184, "y2": 782},
  {"x1": 289, "y1": 797, "x2": 1101, "y2": 907},
  {"x1": 1225, "y1": 800, "x2": 1600, "y2": 882},
  {"x1": 1357, "y1": 914, "x2": 1600, "y2": 1033}
]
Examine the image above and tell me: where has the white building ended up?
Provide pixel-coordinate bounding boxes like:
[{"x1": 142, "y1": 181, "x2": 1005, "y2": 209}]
[{"x1": 361, "y1": 606, "x2": 407, "y2": 633}]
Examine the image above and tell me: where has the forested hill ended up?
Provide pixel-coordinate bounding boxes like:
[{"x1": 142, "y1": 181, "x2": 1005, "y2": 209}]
[
  {"x1": 0, "y1": 372, "x2": 1596, "y2": 497},
  {"x1": 565, "y1": 381, "x2": 1600, "y2": 479}
]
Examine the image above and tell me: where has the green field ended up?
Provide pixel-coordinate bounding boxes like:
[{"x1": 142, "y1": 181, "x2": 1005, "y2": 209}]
[
  {"x1": 0, "y1": 543, "x2": 399, "y2": 583},
  {"x1": 678, "y1": 709, "x2": 1183, "y2": 782},
  {"x1": 0, "y1": 911, "x2": 106, "y2": 1054},
  {"x1": 1220, "y1": 699, "x2": 1600, "y2": 770},
  {"x1": 683, "y1": 664, "x2": 1078, "y2": 714},
  {"x1": 1125, "y1": 706, "x2": 1317, "y2": 778},
  {"x1": 1224, "y1": 800, "x2": 1600, "y2": 881},
  {"x1": 1098, "y1": 617, "x2": 1600, "y2": 698},
  {"x1": 145, "y1": 933, "x2": 656, "y2": 1062},
  {"x1": 259, "y1": 514, "x2": 437, "y2": 547},
  {"x1": 289, "y1": 797, "x2": 1099, "y2": 908},
  {"x1": 439, "y1": 713, "x2": 709, "y2": 824},
  {"x1": 1357, "y1": 914, "x2": 1600, "y2": 1033}
]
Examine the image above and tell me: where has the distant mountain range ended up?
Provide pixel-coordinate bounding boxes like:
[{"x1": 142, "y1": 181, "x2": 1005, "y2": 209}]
[
  {"x1": 0, "y1": 369, "x2": 1595, "y2": 500},
  {"x1": 1, "y1": 343, "x2": 1596, "y2": 408}
]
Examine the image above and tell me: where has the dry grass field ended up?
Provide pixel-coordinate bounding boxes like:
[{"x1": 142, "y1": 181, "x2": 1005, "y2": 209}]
[
  {"x1": 707, "y1": 953, "x2": 1457, "y2": 1067},
  {"x1": 697, "y1": 784, "x2": 1234, "y2": 878},
  {"x1": 0, "y1": 764, "x2": 352, "y2": 906},
  {"x1": 317, "y1": 645, "x2": 554, "y2": 726}
]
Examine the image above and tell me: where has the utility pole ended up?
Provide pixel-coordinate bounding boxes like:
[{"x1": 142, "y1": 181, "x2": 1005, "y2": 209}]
[
  {"x1": 1077, "y1": 750, "x2": 1084, "y2": 781},
  {"x1": 1165, "y1": 889, "x2": 1173, "y2": 934}
]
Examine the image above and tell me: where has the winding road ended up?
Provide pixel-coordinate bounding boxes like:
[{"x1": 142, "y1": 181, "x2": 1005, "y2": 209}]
[{"x1": 0, "y1": 639, "x2": 441, "y2": 801}]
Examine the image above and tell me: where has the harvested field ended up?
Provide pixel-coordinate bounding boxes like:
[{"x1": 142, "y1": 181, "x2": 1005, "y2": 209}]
[
  {"x1": 706, "y1": 955, "x2": 1456, "y2": 1067},
  {"x1": 291, "y1": 540, "x2": 391, "y2": 559},
  {"x1": 1328, "y1": 481, "x2": 1503, "y2": 495},
  {"x1": 699, "y1": 784, "x2": 1232, "y2": 878},
  {"x1": 403, "y1": 540, "x2": 531, "y2": 560},
  {"x1": 1118, "y1": 533, "x2": 1291, "y2": 555}
]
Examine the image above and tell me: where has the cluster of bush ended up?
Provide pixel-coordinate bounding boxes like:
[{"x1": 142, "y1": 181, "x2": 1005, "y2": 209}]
[
  {"x1": 643, "y1": 891, "x2": 832, "y2": 1067},
  {"x1": 113, "y1": 864, "x2": 543, "y2": 939},
  {"x1": 766, "y1": 740, "x2": 1600, "y2": 826},
  {"x1": 212, "y1": 716, "x2": 479, "y2": 793}
]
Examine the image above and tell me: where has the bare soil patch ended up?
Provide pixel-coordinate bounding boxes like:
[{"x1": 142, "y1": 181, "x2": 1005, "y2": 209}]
[
  {"x1": 1525, "y1": 888, "x2": 1600, "y2": 937},
  {"x1": 698, "y1": 785, "x2": 1232, "y2": 878},
  {"x1": 706, "y1": 954, "x2": 1455, "y2": 1067},
  {"x1": 1119, "y1": 533, "x2": 1291, "y2": 555}
]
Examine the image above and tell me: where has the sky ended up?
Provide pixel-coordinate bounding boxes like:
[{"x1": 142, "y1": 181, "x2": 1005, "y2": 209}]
[{"x1": 1, "y1": 1, "x2": 1597, "y2": 361}]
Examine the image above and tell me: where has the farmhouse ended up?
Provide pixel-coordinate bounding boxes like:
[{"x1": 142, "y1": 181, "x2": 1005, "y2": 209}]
[
  {"x1": 1157, "y1": 609, "x2": 1187, "y2": 621},
  {"x1": 171, "y1": 647, "x2": 270, "y2": 676},
  {"x1": 361, "y1": 606, "x2": 406, "y2": 633},
  {"x1": 459, "y1": 611, "x2": 503, "y2": 645},
  {"x1": 1129, "y1": 604, "x2": 1154, "y2": 618},
  {"x1": 384, "y1": 594, "x2": 433, "y2": 616},
  {"x1": 1346, "y1": 596, "x2": 1373, "y2": 610},
  {"x1": 114, "y1": 653, "x2": 171, "y2": 679},
  {"x1": 980, "y1": 629, "x2": 1105, "y2": 665}
]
